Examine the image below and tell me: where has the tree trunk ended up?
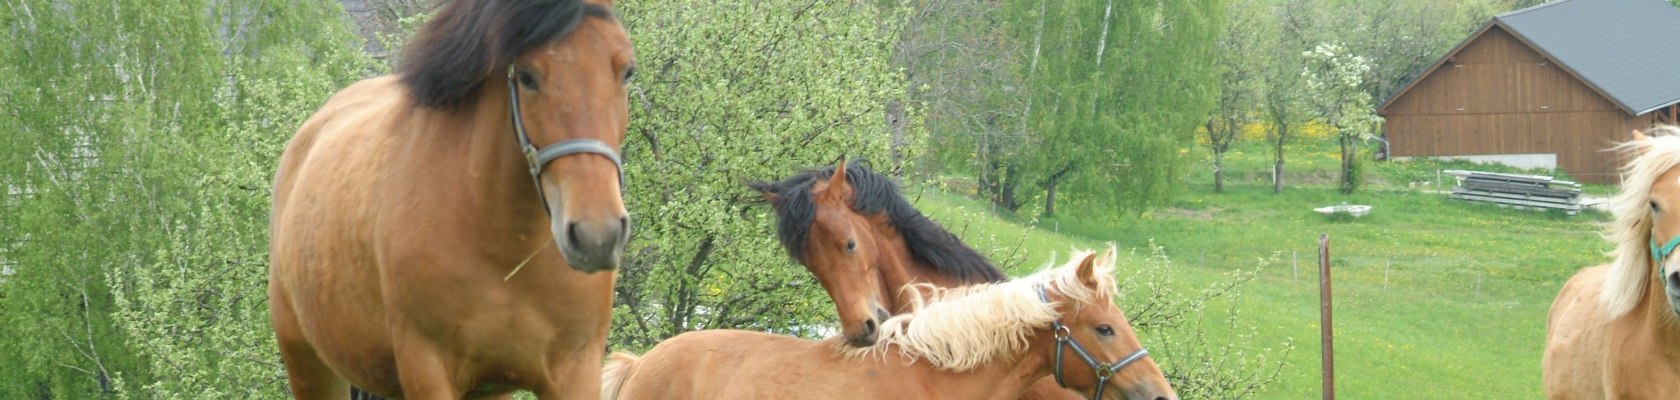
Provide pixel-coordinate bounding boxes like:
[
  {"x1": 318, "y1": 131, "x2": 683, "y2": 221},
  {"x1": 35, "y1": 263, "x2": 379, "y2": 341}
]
[
  {"x1": 886, "y1": 99, "x2": 906, "y2": 175},
  {"x1": 1041, "y1": 165, "x2": 1072, "y2": 217},
  {"x1": 1044, "y1": 179, "x2": 1058, "y2": 217},
  {"x1": 1274, "y1": 118, "x2": 1288, "y2": 194},
  {"x1": 1214, "y1": 153, "x2": 1225, "y2": 193},
  {"x1": 998, "y1": 162, "x2": 1021, "y2": 212},
  {"x1": 1338, "y1": 134, "x2": 1355, "y2": 194}
]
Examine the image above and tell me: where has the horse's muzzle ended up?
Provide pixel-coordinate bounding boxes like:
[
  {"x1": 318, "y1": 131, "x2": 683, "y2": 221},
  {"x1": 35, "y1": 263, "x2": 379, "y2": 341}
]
[{"x1": 556, "y1": 216, "x2": 628, "y2": 272}]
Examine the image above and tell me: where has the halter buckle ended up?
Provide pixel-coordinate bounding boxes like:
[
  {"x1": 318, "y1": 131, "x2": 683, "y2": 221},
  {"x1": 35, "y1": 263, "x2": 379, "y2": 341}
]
[{"x1": 1095, "y1": 364, "x2": 1116, "y2": 379}]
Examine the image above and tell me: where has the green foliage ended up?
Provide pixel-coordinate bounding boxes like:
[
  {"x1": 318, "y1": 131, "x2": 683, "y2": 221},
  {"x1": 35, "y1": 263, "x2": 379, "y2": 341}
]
[
  {"x1": 608, "y1": 0, "x2": 910, "y2": 350},
  {"x1": 1206, "y1": 0, "x2": 1276, "y2": 192},
  {"x1": 1002, "y1": 0, "x2": 1223, "y2": 217},
  {"x1": 1, "y1": 0, "x2": 373, "y2": 398}
]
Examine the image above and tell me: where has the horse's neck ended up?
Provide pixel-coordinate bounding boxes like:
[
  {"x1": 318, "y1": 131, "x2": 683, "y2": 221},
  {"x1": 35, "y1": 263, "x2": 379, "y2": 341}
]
[
  {"x1": 908, "y1": 331, "x2": 1056, "y2": 400},
  {"x1": 405, "y1": 83, "x2": 548, "y2": 240},
  {"x1": 869, "y1": 220, "x2": 964, "y2": 312}
]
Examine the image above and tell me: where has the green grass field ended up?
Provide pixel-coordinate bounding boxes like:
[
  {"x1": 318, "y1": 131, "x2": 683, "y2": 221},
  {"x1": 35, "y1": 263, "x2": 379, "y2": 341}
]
[{"x1": 912, "y1": 139, "x2": 1613, "y2": 398}]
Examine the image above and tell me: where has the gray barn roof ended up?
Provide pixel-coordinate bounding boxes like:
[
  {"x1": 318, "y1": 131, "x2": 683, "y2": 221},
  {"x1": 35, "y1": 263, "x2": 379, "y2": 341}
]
[{"x1": 1382, "y1": 0, "x2": 1680, "y2": 116}]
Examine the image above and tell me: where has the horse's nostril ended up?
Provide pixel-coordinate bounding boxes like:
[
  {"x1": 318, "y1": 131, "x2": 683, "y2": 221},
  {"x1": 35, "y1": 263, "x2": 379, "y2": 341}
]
[
  {"x1": 863, "y1": 318, "x2": 877, "y2": 335},
  {"x1": 617, "y1": 216, "x2": 630, "y2": 239},
  {"x1": 1154, "y1": 397, "x2": 1170, "y2": 400},
  {"x1": 566, "y1": 222, "x2": 583, "y2": 248},
  {"x1": 875, "y1": 307, "x2": 891, "y2": 322}
]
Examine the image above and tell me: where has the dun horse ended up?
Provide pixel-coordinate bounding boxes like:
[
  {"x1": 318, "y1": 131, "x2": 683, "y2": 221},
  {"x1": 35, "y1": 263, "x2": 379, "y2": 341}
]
[
  {"x1": 747, "y1": 160, "x2": 1153, "y2": 399},
  {"x1": 268, "y1": 0, "x2": 634, "y2": 398},
  {"x1": 1544, "y1": 127, "x2": 1680, "y2": 399},
  {"x1": 602, "y1": 248, "x2": 1177, "y2": 400}
]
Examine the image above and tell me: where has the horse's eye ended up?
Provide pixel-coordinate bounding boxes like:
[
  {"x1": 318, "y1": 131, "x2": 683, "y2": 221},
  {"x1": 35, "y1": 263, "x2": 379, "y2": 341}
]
[
  {"x1": 1654, "y1": 201, "x2": 1663, "y2": 213},
  {"x1": 517, "y1": 70, "x2": 540, "y2": 90},
  {"x1": 846, "y1": 239, "x2": 856, "y2": 254},
  {"x1": 1095, "y1": 324, "x2": 1115, "y2": 337}
]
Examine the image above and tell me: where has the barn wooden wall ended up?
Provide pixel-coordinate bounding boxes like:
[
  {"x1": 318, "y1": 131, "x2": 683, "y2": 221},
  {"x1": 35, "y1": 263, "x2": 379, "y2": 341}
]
[{"x1": 1383, "y1": 26, "x2": 1657, "y2": 184}]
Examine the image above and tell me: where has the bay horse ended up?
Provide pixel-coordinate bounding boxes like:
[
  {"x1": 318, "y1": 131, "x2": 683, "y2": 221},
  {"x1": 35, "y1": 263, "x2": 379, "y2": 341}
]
[
  {"x1": 602, "y1": 248, "x2": 1177, "y2": 400},
  {"x1": 749, "y1": 160, "x2": 1106, "y2": 399},
  {"x1": 268, "y1": 1, "x2": 635, "y2": 398},
  {"x1": 1544, "y1": 126, "x2": 1680, "y2": 399}
]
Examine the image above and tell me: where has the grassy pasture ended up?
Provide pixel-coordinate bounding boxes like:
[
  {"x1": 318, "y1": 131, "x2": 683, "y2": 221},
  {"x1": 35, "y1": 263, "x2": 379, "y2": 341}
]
[{"x1": 915, "y1": 139, "x2": 1613, "y2": 398}]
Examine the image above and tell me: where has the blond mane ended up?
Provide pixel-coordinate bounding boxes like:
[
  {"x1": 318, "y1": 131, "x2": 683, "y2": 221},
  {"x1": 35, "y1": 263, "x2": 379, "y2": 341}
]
[
  {"x1": 836, "y1": 247, "x2": 1118, "y2": 371},
  {"x1": 1603, "y1": 125, "x2": 1680, "y2": 318}
]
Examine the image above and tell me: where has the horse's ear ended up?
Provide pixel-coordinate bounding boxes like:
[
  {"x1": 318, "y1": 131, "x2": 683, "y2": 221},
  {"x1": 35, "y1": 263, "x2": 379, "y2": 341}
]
[
  {"x1": 1075, "y1": 251, "x2": 1100, "y2": 289},
  {"x1": 1634, "y1": 130, "x2": 1652, "y2": 156},
  {"x1": 826, "y1": 158, "x2": 853, "y2": 202},
  {"x1": 747, "y1": 182, "x2": 781, "y2": 206}
]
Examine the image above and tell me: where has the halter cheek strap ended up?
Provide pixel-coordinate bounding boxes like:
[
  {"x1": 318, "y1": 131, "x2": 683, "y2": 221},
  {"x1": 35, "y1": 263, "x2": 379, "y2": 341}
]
[
  {"x1": 1653, "y1": 235, "x2": 1680, "y2": 264},
  {"x1": 507, "y1": 65, "x2": 626, "y2": 217},
  {"x1": 1037, "y1": 285, "x2": 1151, "y2": 400}
]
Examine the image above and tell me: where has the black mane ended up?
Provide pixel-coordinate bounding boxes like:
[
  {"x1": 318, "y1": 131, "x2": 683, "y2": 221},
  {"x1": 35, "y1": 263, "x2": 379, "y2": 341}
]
[
  {"x1": 398, "y1": 0, "x2": 613, "y2": 109},
  {"x1": 748, "y1": 161, "x2": 1006, "y2": 284}
]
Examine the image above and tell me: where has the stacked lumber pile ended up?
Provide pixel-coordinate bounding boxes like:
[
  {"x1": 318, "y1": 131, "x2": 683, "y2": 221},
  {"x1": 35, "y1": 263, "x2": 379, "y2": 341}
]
[{"x1": 1445, "y1": 170, "x2": 1582, "y2": 215}]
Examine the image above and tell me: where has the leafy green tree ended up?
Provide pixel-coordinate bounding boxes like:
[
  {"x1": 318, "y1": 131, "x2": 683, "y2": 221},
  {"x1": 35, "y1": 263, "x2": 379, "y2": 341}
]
[
  {"x1": 1302, "y1": 42, "x2": 1382, "y2": 194},
  {"x1": 1, "y1": 0, "x2": 372, "y2": 397},
  {"x1": 893, "y1": 0, "x2": 1031, "y2": 212},
  {"x1": 1205, "y1": 0, "x2": 1273, "y2": 193},
  {"x1": 1259, "y1": 0, "x2": 1316, "y2": 195},
  {"x1": 609, "y1": 0, "x2": 909, "y2": 350},
  {"x1": 1004, "y1": 0, "x2": 1223, "y2": 217}
]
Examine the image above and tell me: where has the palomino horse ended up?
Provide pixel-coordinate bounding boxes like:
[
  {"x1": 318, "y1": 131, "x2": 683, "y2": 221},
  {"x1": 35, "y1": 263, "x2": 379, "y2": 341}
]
[
  {"x1": 602, "y1": 248, "x2": 1178, "y2": 400},
  {"x1": 1545, "y1": 126, "x2": 1680, "y2": 399},
  {"x1": 749, "y1": 160, "x2": 1104, "y2": 399},
  {"x1": 268, "y1": 0, "x2": 634, "y2": 398}
]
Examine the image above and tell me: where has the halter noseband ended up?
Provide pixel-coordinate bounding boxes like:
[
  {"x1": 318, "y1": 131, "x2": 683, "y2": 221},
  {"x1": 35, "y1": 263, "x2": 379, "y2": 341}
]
[
  {"x1": 1653, "y1": 235, "x2": 1680, "y2": 265},
  {"x1": 507, "y1": 65, "x2": 625, "y2": 217},
  {"x1": 1038, "y1": 285, "x2": 1151, "y2": 400}
]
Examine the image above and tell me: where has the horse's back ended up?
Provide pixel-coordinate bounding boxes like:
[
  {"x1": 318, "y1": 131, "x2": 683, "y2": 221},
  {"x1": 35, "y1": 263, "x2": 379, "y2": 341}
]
[
  {"x1": 615, "y1": 330, "x2": 870, "y2": 400},
  {"x1": 1544, "y1": 264, "x2": 1610, "y2": 399},
  {"x1": 269, "y1": 75, "x2": 413, "y2": 393}
]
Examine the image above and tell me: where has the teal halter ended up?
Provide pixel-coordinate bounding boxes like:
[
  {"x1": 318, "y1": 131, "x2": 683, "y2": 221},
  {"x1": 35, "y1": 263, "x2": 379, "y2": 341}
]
[{"x1": 1652, "y1": 236, "x2": 1680, "y2": 264}]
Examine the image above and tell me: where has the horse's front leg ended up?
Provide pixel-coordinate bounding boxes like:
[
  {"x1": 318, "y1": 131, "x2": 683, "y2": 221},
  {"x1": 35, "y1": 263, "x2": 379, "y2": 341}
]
[
  {"x1": 392, "y1": 333, "x2": 466, "y2": 400},
  {"x1": 533, "y1": 351, "x2": 607, "y2": 400}
]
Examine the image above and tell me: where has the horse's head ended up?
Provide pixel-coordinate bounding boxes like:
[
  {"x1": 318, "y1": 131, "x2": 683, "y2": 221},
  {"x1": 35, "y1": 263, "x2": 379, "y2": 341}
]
[
  {"x1": 402, "y1": 0, "x2": 635, "y2": 272},
  {"x1": 753, "y1": 161, "x2": 893, "y2": 347},
  {"x1": 1610, "y1": 127, "x2": 1680, "y2": 319},
  {"x1": 1041, "y1": 248, "x2": 1176, "y2": 400}
]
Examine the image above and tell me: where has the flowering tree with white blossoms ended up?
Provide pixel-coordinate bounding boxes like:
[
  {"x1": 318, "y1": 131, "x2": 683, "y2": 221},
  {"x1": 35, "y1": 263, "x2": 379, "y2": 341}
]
[{"x1": 1302, "y1": 42, "x2": 1383, "y2": 194}]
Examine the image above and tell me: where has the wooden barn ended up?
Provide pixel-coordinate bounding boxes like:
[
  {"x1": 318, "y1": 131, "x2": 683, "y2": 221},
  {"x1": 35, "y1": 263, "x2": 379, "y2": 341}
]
[{"x1": 1379, "y1": 0, "x2": 1680, "y2": 184}]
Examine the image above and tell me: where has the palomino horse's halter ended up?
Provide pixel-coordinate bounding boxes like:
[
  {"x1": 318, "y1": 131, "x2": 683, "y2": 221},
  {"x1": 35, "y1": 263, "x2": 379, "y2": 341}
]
[
  {"x1": 506, "y1": 65, "x2": 625, "y2": 217},
  {"x1": 1653, "y1": 227, "x2": 1680, "y2": 283},
  {"x1": 1038, "y1": 285, "x2": 1151, "y2": 400}
]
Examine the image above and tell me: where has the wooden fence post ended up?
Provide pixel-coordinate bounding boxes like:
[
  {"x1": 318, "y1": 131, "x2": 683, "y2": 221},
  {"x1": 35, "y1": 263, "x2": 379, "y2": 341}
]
[{"x1": 1319, "y1": 234, "x2": 1335, "y2": 400}]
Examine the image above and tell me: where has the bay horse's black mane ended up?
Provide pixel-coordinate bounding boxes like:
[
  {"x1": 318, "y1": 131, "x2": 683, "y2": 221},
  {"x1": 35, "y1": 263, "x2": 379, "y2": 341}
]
[
  {"x1": 398, "y1": 0, "x2": 614, "y2": 109},
  {"x1": 749, "y1": 161, "x2": 1006, "y2": 284}
]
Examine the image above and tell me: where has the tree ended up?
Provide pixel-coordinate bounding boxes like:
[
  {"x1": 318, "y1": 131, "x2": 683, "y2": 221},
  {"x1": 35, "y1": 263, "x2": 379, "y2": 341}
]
[
  {"x1": 1, "y1": 0, "x2": 373, "y2": 397},
  {"x1": 894, "y1": 0, "x2": 1032, "y2": 212},
  {"x1": 1005, "y1": 0, "x2": 1223, "y2": 217},
  {"x1": 1259, "y1": 0, "x2": 1316, "y2": 195},
  {"x1": 609, "y1": 0, "x2": 908, "y2": 350},
  {"x1": 1302, "y1": 42, "x2": 1382, "y2": 194},
  {"x1": 1205, "y1": 0, "x2": 1273, "y2": 193}
]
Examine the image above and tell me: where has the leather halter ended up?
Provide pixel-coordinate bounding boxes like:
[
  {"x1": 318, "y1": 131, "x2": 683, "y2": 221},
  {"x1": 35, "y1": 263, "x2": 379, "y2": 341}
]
[
  {"x1": 1039, "y1": 285, "x2": 1151, "y2": 400},
  {"x1": 507, "y1": 65, "x2": 625, "y2": 217}
]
